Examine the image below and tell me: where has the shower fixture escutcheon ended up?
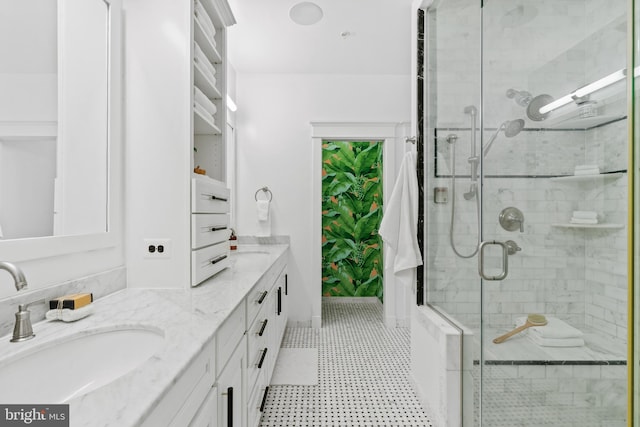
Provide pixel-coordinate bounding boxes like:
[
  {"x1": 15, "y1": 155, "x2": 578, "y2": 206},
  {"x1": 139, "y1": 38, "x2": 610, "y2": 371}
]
[{"x1": 499, "y1": 207, "x2": 525, "y2": 232}]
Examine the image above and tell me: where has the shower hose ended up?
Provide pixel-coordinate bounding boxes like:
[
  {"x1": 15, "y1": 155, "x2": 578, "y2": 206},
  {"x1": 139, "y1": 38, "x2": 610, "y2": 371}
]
[{"x1": 448, "y1": 139, "x2": 480, "y2": 259}]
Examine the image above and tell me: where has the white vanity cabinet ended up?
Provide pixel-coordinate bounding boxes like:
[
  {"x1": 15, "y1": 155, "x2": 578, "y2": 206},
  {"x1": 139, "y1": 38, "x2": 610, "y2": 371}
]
[
  {"x1": 141, "y1": 252, "x2": 289, "y2": 427},
  {"x1": 245, "y1": 264, "x2": 288, "y2": 427}
]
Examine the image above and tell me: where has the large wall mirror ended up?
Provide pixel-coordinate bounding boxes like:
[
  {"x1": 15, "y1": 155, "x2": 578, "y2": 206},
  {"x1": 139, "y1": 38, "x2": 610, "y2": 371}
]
[
  {"x1": 0, "y1": 0, "x2": 120, "y2": 261},
  {"x1": 0, "y1": 0, "x2": 109, "y2": 240}
]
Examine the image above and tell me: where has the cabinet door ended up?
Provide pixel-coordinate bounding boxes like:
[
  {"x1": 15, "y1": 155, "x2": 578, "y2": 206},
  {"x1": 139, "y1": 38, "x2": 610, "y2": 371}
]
[
  {"x1": 275, "y1": 270, "x2": 288, "y2": 343},
  {"x1": 189, "y1": 386, "x2": 218, "y2": 427},
  {"x1": 217, "y1": 337, "x2": 246, "y2": 427}
]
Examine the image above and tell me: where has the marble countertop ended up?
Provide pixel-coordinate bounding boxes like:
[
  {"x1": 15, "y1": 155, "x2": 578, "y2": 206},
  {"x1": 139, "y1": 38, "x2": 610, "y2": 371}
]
[{"x1": 0, "y1": 244, "x2": 289, "y2": 426}]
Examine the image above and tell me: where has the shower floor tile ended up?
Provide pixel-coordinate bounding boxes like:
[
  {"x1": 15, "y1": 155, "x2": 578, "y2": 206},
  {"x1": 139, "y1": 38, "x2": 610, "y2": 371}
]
[{"x1": 259, "y1": 300, "x2": 434, "y2": 427}]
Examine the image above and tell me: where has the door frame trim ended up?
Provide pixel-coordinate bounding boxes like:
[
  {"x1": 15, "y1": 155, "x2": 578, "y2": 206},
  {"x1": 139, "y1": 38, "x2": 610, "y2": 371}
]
[{"x1": 310, "y1": 121, "x2": 409, "y2": 328}]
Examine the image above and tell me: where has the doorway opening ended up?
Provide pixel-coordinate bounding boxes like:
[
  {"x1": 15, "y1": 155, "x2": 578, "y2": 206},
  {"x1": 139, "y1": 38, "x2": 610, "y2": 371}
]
[{"x1": 321, "y1": 140, "x2": 384, "y2": 301}]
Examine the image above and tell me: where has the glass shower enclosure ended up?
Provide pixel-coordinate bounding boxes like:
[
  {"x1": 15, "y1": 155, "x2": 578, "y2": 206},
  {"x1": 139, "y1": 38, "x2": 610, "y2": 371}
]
[{"x1": 421, "y1": 0, "x2": 630, "y2": 425}]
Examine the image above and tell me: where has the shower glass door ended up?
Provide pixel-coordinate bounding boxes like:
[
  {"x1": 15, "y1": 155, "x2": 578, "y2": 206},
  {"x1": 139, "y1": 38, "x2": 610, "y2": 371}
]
[
  {"x1": 421, "y1": 0, "x2": 629, "y2": 426},
  {"x1": 479, "y1": 1, "x2": 629, "y2": 426}
]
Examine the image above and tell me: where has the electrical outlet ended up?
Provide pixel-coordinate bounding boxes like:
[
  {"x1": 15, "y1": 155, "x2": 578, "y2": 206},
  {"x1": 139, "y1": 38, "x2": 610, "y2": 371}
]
[{"x1": 144, "y1": 239, "x2": 172, "y2": 259}]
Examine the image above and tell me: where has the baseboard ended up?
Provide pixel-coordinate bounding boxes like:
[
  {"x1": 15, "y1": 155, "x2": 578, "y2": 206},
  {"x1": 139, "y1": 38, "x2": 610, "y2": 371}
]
[
  {"x1": 321, "y1": 296, "x2": 381, "y2": 304},
  {"x1": 286, "y1": 319, "x2": 312, "y2": 328}
]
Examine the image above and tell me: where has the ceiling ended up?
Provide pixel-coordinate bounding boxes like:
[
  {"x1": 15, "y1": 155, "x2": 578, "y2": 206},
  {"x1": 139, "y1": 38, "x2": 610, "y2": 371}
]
[{"x1": 227, "y1": 0, "x2": 413, "y2": 75}]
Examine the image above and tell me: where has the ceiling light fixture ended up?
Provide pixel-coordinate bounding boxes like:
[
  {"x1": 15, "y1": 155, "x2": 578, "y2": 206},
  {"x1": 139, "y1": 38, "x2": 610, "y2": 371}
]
[
  {"x1": 289, "y1": 2, "x2": 323, "y2": 26},
  {"x1": 539, "y1": 69, "x2": 627, "y2": 115}
]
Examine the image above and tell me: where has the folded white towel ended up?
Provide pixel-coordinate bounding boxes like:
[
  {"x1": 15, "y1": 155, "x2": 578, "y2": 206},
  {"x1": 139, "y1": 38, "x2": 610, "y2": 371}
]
[
  {"x1": 574, "y1": 164, "x2": 600, "y2": 170},
  {"x1": 572, "y1": 211, "x2": 598, "y2": 220},
  {"x1": 194, "y1": 43, "x2": 217, "y2": 78},
  {"x1": 570, "y1": 218, "x2": 598, "y2": 224},
  {"x1": 45, "y1": 305, "x2": 94, "y2": 322},
  {"x1": 256, "y1": 200, "x2": 270, "y2": 222},
  {"x1": 515, "y1": 316, "x2": 583, "y2": 339},
  {"x1": 528, "y1": 334, "x2": 585, "y2": 347},
  {"x1": 194, "y1": 1, "x2": 217, "y2": 44},
  {"x1": 194, "y1": 86, "x2": 217, "y2": 116},
  {"x1": 573, "y1": 168, "x2": 600, "y2": 176},
  {"x1": 194, "y1": 102, "x2": 216, "y2": 126}
]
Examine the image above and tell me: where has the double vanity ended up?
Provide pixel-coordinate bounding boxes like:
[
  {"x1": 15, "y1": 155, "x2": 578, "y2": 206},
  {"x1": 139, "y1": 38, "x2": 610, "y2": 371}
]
[{"x1": 0, "y1": 243, "x2": 289, "y2": 427}]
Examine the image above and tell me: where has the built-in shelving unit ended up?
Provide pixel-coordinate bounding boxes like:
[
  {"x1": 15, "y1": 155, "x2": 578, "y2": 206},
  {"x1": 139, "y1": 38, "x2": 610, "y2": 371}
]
[{"x1": 124, "y1": 0, "x2": 235, "y2": 291}]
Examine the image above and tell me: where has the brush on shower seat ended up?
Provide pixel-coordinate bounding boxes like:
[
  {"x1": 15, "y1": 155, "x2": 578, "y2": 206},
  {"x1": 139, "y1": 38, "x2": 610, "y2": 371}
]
[{"x1": 493, "y1": 314, "x2": 547, "y2": 344}]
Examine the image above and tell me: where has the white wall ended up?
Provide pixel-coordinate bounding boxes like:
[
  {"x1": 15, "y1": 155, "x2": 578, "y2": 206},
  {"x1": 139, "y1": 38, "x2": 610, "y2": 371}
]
[{"x1": 235, "y1": 73, "x2": 410, "y2": 325}]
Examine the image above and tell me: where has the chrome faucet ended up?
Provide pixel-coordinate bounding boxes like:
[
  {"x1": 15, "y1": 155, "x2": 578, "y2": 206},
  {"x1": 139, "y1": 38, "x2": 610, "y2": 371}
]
[
  {"x1": 0, "y1": 261, "x2": 36, "y2": 342},
  {"x1": 0, "y1": 261, "x2": 28, "y2": 291}
]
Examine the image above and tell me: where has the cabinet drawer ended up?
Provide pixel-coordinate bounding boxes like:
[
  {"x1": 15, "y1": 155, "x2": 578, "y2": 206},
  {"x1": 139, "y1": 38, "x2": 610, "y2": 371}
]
[
  {"x1": 246, "y1": 280, "x2": 270, "y2": 326},
  {"x1": 192, "y1": 214, "x2": 230, "y2": 249},
  {"x1": 247, "y1": 370, "x2": 269, "y2": 427},
  {"x1": 192, "y1": 242, "x2": 230, "y2": 286},
  {"x1": 192, "y1": 178, "x2": 230, "y2": 213},
  {"x1": 216, "y1": 303, "x2": 246, "y2": 377},
  {"x1": 247, "y1": 315, "x2": 269, "y2": 391}
]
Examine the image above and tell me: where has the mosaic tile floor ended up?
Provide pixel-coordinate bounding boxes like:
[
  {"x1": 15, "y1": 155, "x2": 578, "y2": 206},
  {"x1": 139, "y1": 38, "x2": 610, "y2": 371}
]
[{"x1": 259, "y1": 300, "x2": 434, "y2": 427}]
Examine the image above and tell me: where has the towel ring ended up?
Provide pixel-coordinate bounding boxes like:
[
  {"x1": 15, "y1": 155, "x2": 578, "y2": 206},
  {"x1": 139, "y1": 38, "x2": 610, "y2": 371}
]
[{"x1": 255, "y1": 187, "x2": 273, "y2": 202}]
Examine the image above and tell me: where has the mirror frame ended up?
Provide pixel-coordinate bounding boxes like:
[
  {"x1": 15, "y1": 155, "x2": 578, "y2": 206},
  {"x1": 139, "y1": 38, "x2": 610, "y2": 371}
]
[{"x1": 0, "y1": 0, "x2": 122, "y2": 262}]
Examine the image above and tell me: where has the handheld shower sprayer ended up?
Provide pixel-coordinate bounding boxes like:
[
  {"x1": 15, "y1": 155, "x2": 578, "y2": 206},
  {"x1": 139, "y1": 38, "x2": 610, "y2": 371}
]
[{"x1": 482, "y1": 119, "x2": 525, "y2": 157}]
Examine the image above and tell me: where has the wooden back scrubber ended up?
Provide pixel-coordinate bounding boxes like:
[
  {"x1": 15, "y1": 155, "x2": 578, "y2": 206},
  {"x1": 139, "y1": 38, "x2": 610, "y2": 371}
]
[{"x1": 493, "y1": 314, "x2": 547, "y2": 344}]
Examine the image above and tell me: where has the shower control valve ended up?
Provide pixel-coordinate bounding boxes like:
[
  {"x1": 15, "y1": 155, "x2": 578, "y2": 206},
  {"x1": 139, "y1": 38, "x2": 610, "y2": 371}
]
[{"x1": 499, "y1": 207, "x2": 525, "y2": 233}]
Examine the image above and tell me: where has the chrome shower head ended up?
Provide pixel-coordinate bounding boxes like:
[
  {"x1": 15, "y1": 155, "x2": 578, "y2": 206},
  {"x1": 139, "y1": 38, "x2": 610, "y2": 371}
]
[{"x1": 483, "y1": 119, "x2": 524, "y2": 157}]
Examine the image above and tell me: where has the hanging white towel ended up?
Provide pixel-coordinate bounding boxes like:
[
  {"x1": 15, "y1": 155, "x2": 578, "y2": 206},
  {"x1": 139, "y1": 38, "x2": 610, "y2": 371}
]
[
  {"x1": 378, "y1": 151, "x2": 423, "y2": 288},
  {"x1": 256, "y1": 200, "x2": 271, "y2": 237},
  {"x1": 257, "y1": 200, "x2": 270, "y2": 221}
]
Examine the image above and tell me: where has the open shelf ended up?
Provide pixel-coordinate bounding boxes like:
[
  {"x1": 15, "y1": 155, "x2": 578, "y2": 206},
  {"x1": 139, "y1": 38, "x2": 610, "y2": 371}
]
[
  {"x1": 194, "y1": 63, "x2": 221, "y2": 99},
  {"x1": 542, "y1": 114, "x2": 625, "y2": 130},
  {"x1": 194, "y1": 17, "x2": 222, "y2": 63},
  {"x1": 194, "y1": 107, "x2": 221, "y2": 135},
  {"x1": 549, "y1": 172, "x2": 623, "y2": 183},
  {"x1": 551, "y1": 223, "x2": 624, "y2": 230}
]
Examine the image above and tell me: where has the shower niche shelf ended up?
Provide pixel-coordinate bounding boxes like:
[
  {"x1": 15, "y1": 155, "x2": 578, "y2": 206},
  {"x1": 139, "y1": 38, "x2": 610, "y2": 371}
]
[
  {"x1": 549, "y1": 172, "x2": 623, "y2": 183},
  {"x1": 551, "y1": 223, "x2": 624, "y2": 230}
]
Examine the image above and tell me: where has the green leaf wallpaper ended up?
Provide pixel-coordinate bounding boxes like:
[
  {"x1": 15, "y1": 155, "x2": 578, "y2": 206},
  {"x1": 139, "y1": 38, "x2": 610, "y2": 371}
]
[{"x1": 322, "y1": 141, "x2": 383, "y2": 300}]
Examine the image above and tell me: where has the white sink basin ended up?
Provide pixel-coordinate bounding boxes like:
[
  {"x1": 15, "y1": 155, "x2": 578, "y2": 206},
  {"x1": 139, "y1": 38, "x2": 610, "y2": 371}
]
[{"x1": 0, "y1": 327, "x2": 164, "y2": 403}]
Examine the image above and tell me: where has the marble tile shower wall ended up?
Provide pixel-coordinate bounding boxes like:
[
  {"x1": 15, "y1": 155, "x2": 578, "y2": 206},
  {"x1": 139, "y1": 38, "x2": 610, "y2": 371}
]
[{"x1": 583, "y1": 119, "x2": 628, "y2": 342}]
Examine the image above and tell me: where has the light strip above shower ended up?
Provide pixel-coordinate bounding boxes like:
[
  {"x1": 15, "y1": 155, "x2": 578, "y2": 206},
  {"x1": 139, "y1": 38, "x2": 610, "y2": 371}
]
[{"x1": 539, "y1": 68, "x2": 628, "y2": 114}]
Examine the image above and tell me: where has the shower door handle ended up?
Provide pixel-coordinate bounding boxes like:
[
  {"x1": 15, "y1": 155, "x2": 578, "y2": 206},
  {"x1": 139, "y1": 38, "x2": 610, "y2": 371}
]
[{"x1": 478, "y1": 240, "x2": 509, "y2": 280}]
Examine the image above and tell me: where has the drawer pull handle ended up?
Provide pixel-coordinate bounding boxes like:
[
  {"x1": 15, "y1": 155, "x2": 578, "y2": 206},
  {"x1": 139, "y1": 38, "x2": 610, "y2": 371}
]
[
  {"x1": 285, "y1": 274, "x2": 288, "y2": 295},
  {"x1": 277, "y1": 287, "x2": 282, "y2": 315},
  {"x1": 259, "y1": 386, "x2": 270, "y2": 412},
  {"x1": 210, "y1": 226, "x2": 227, "y2": 232},
  {"x1": 256, "y1": 291, "x2": 268, "y2": 304},
  {"x1": 227, "y1": 386, "x2": 233, "y2": 427},
  {"x1": 257, "y1": 348, "x2": 268, "y2": 369},
  {"x1": 210, "y1": 255, "x2": 228, "y2": 265},
  {"x1": 258, "y1": 319, "x2": 268, "y2": 336},
  {"x1": 210, "y1": 195, "x2": 228, "y2": 202}
]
